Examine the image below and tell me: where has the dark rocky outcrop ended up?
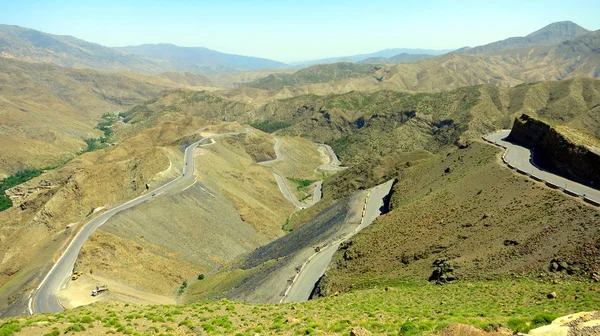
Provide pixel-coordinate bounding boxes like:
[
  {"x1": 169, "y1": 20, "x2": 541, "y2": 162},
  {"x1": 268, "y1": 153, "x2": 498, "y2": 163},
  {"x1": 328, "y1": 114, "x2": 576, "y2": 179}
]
[
  {"x1": 507, "y1": 114, "x2": 600, "y2": 189},
  {"x1": 428, "y1": 259, "x2": 458, "y2": 284}
]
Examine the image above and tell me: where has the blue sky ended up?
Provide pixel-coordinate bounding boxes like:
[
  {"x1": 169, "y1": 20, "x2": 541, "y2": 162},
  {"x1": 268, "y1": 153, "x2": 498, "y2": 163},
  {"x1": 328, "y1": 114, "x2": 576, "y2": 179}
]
[{"x1": 2, "y1": 0, "x2": 598, "y2": 62}]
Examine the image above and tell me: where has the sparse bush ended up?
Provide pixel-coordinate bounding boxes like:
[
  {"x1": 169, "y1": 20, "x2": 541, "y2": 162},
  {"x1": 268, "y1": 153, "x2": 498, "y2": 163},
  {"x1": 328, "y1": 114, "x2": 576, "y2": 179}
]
[
  {"x1": 530, "y1": 314, "x2": 557, "y2": 329},
  {"x1": 400, "y1": 321, "x2": 420, "y2": 335},
  {"x1": 507, "y1": 318, "x2": 530, "y2": 333},
  {"x1": 63, "y1": 323, "x2": 86, "y2": 333},
  {"x1": 0, "y1": 320, "x2": 22, "y2": 336},
  {"x1": 202, "y1": 323, "x2": 216, "y2": 332},
  {"x1": 197, "y1": 274, "x2": 205, "y2": 280},
  {"x1": 43, "y1": 328, "x2": 60, "y2": 336},
  {"x1": 178, "y1": 320, "x2": 193, "y2": 327},
  {"x1": 211, "y1": 315, "x2": 233, "y2": 329}
]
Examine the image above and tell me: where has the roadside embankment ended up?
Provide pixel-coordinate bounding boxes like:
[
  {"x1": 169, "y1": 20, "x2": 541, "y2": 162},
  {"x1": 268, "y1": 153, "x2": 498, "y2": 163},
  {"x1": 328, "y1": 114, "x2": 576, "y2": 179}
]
[{"x1": 507, "y1": 114, "x2": 600, "y2": 189}]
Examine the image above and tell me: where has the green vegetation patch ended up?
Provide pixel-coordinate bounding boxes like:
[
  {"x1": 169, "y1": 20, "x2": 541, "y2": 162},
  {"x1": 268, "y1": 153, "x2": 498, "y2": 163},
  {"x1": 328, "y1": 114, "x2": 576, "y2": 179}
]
[
  {"x1": 287, "y1": 177, "x2": 319, "y2": 190},
  {"x1": 250, "y1": 120, "x2": 292, "y2": 133},
  {"x1": 80, "y1": 113, "x2": 119, "y2": 154},
  {"x1": 0, "y1": 168, "x2": 44, "y2": 212}
]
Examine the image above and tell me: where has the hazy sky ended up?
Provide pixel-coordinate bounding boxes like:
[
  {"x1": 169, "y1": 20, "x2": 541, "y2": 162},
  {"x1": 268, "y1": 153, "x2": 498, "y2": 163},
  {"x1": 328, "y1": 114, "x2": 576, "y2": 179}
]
[{"x1": 2, "y1": 0, "x2": 598, "y2": 62}]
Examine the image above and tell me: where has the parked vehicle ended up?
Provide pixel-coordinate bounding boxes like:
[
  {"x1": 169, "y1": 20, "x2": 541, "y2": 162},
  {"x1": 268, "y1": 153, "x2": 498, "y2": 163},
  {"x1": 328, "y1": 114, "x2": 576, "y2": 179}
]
[{"x1": 92, "y1": 285, "x2": 108, "y2": 296}]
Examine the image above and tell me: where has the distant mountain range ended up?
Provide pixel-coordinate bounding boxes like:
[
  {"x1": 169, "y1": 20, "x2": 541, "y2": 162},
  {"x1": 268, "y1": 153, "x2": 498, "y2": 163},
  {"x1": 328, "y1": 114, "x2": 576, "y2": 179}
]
[
  {"x1": 0, "y1": 21, "x2": 596, "y2": 80},
  {"x1": 358, "y1": 53, "x2": 433, "y2": 65},
  {"x1": 292, "y1": 48, "x2": 451, "y2": 66},
  {"x1": 456, "y1": 21, "x2": 590, "y2": 55},
  {"x1": 243, "y1": 28, "x2": 600, "y2": 96},
  {"x1": 117, "y1": 44, "x2": 287, "y2": 71},
  {"x1": 0, "y1": 24, "x2": 171, "y2": 74},
  {"x1": 0, "y1": 25, "x2": 286, "y2": 75}
]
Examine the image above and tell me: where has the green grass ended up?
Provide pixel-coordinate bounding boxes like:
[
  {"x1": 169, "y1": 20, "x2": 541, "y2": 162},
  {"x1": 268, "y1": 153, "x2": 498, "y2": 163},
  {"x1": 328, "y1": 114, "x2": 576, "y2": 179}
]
[
  {"x1": 287, "y1": 177, "x2": 319, "y2": 191},
  {"x1": 3, "y1": 279, "x2": 597, "y2": 335},
  {"x1": 0, "y1": 168, "x2": 44, "y2": 211}
]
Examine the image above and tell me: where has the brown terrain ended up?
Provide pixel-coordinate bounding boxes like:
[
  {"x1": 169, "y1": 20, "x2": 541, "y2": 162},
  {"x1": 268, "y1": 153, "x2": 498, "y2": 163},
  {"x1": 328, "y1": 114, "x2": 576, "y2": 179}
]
[
  {"x1": 0, "y1": 117, "x2": 216, "y2": 313},
  {"x1": 61, "y1": 127, "x2": 325, "y2": 306},
  {"x1": 0, "y1": 19, "x2": 599, "y2": 336},
  {"x1": 0, "y1": 57, "x2": 192, "y2": 176}
]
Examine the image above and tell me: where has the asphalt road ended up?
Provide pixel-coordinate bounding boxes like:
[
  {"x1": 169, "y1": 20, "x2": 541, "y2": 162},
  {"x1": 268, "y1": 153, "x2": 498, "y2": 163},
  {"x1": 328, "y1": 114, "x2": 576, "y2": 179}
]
[
  {"x1": 484, "y1": 130, "x2": 600, "y2": 204},
  {"x1": 283, "y1": 179, "x2": 395, "y2": 302},
  {"x1": 29, "y1": 132, "x2": 239, "y2": 314}
]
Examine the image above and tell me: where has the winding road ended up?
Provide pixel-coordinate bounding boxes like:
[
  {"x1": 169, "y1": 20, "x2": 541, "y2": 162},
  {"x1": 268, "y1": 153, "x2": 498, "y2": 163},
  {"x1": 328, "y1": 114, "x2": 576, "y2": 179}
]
[
  {"x1": 29, "y1": 131, "x2": 243, "y2": 314},
  {"x1": 259, "y1": 138, "x2": 343, "y2": 209},
  {"x1": 30, "y1": 130, "x2": 348, "y2": 314},
  {"x1": 316, "y1": 144, "x2": 345, "y2": 173},
  {"x1": 282, "y1": 179, "x2": 395, "y2": 302},
  {"x1": 483, "y1": 130, "x2": 600, "y2": 205}
]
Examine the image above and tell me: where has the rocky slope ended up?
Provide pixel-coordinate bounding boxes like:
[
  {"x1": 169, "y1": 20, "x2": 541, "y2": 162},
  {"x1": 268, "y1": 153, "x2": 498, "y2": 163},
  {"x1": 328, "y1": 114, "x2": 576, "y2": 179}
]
[
  {"x1": 507, "y1": 114, "x2": 600, "y2": 189},
  {"x1": 313, "y1": 141, "x2": 600, "y2": 296}
]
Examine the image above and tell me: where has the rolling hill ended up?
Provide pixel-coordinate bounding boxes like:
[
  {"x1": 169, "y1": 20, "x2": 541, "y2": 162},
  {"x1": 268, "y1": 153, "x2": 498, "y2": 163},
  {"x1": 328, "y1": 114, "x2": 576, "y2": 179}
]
[
  {"x1": 0, "y1": 24, "x2": 176, "y2": 74},
  {"x1": 0, "y1": 25, "x2": 284, "y2": 75},
  {"x1": 120, "y1": 77, "x2": 600, "y2": 168},
  {"x1": 0, "y1": 57, "x2": 186, "y2": 176},
  {"x1": 238, "y1": 28, "x2": 600, "y2": 99},
  {"x1": 245, "y1": 62, "x2": 376, "y2": 90}
]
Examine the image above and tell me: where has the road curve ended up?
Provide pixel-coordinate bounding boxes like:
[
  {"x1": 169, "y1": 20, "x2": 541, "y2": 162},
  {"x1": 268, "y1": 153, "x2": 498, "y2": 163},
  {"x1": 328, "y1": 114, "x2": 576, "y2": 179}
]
[
  {"x1": 282, "y1": 179, "x2": 395, "y2": 302},
  {"x1": 316, "y1": 144, "x2": 346, "y2": 172},
  {"x1": 483, "y1": 130, "x2": 600, "y2": 205},
  {"x1": 259, "y1": 137, "x2": 341, "y2": 209},
  {"x1": 29, "y1": 132, "x2": 242, "y2": 314}
]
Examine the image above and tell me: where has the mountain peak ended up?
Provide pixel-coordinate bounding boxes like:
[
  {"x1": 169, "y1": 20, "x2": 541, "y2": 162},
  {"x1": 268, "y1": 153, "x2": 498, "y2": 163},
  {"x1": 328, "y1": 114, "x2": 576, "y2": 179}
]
[
  {"x1": 527, "y1": 21, "x2": 590, "y2": 39},
  {"x1": 459, "y1": 21, "x2": 591, "y2": 55}
]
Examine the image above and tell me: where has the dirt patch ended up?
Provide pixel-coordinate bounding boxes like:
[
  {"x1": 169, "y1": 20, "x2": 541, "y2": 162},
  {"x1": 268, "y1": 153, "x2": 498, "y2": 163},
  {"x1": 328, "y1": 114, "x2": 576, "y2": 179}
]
[{"x1": 58, "y1": 274, "x2": 175, "y2": 309}]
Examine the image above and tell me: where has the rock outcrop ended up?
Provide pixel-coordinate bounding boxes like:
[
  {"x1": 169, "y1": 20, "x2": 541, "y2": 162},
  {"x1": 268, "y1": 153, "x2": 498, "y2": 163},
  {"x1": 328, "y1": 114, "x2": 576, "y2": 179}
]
[{"x1": 507, "y1": 114, "x2": 600, "y2": 189}]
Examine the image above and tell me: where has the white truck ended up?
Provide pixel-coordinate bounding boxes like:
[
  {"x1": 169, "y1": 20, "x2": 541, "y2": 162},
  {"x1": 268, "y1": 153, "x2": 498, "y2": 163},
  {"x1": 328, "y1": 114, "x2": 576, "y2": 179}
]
[{"x1": 91, "y1": 285, "x2": 108, "y2": 296}]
